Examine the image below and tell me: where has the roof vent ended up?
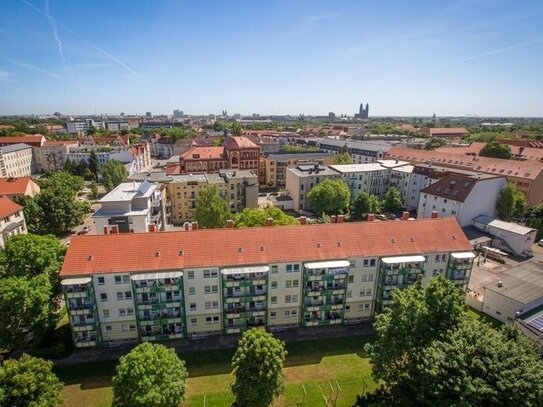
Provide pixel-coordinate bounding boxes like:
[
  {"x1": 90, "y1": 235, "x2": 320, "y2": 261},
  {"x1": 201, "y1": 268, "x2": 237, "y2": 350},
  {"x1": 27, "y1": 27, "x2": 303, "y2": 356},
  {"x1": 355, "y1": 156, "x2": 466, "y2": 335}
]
[
  {"x1": 410, "y1": 237, "x2": 415, "y2": 242},
  {"x1": 316, "y1": 242, "x2": 321, "y2": 248},
  {"x1": 452, "y1": 235, "x2": 457, "y2": 240},
  {"x1": 337, "y1": 241, "x2": 342, "y2": 247},
  {"x1": 155, "y1": 251, "x2": 160, "y2": 257},
  {"x1": 260, "y1": 245, "x2": 265, "y2": 251},
  {"x1": 497, "y1": 280, "x2": 503, "y2": 288},
  {"x1": 391, "y1": 238, "x2": 396, "y2": 243},
  {"x1": 87, "y1": 255, "x2": 93, "y2": 261},
  {"x1": 178, "y1": 250, "x2": 184, "y2": 256},
  {"x1": 238, "y1": 247, "x2": 243, "y2": 253}
]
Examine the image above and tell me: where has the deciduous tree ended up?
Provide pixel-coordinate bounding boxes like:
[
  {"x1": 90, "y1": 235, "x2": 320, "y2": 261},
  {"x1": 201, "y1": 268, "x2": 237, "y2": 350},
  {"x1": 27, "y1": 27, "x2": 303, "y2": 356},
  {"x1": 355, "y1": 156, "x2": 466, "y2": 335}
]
[
  {"x1": 423, "y1": 137, "x2": 447, "y2": 150},
  {"x1": 195, "y1": 185, "x2": 231, "y2": 228},
  {"x1": 527, "y1": 203, "x2": 543, "y2": 239},
  {"x1": 88, "y1": 150, "x2": 99, "y2": 180},
  {"x1": 382, "y1": 187, "x2": 403, "y2": 213},
  {"x1": 496, "y1": 182, "x2": 526, "y2": 221},
  {"x1": 112, "y1": 342, "x2": 187, "y2": 407},
  {"x1": 333, "y1": 152, "x2": 354, "y2": 164},
  {"x1": 0, "y1": 354, "x2": 63, "y2": 407},
  {"x1": 234, "y1": 207, "x2": 298, "y2": 227},
  {"x1": 307, "y1": 179, "x2": 350, "y2": 216},
  {"x1": 231, "y1": 329, "x2": 287, "y2": 407},
  {"x1": 101, "y1": 159, "x2": 128, "y2": 191},
  {"x1": 479, "y1": 141, "x2": 512, "y2": 159},
  {"x1": 351, "y1": 192, "x2": 380, "y2": 220}
]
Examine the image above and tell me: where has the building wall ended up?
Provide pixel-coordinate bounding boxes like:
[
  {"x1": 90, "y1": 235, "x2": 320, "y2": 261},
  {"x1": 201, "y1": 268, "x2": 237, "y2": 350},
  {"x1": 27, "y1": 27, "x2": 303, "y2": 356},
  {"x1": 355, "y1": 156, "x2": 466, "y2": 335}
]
[
  {"x1": 482, "y1": 288, "x2": 524, "y2": 324},
  {"x1": 1, "y1": 147, "x2": 33, "y2": 177},
  {"x1": 263, "y1": 154, "x2": 334, "y2": 188},
  {"x1": 183, "y1": 267, "x2": 222, "y2": 334},
  {"x1": 285, "y1": 169, "x2": 341, "y2": 212},
  {"x1": 458, "y1": 178, "x2": 506, "y2": 225},
  {"x1": 0, "y1": 209, "x2": 27, "y2": 248}
]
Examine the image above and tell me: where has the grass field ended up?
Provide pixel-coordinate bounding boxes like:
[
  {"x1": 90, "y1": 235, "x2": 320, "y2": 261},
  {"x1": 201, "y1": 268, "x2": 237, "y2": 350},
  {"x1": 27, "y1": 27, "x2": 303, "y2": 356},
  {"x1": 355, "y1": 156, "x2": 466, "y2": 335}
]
[{"x1": 58, "y1": 335, "x2": 377, "y2": 407}]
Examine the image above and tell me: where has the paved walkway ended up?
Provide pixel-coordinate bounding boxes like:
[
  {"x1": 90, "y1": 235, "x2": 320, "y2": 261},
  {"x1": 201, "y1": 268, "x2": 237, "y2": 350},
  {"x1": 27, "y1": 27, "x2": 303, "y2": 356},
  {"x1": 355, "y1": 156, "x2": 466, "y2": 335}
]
[{"x1": 53, "y1": 323, "x2": 374, "y2": 366}]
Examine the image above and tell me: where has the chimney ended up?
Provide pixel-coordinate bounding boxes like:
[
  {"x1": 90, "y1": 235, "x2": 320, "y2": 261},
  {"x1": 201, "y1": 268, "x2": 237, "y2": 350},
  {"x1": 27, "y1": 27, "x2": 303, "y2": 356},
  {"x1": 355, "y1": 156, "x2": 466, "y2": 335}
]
[
  {"x1": 103, "y1": 226, "x2": 109, "y2": 235},
  {"x1": 110, "y1": 225, "x2": 119, "y2": 234},
  {"x1": 367, "y1": 214, "x2": 375, "y2": 222},
  {"x1": 226, "y1": 219, "x2": 234, "y2": 228},
  {"x1": 431, "y1": 211, "x2": 439, "y2": 219},
  {"x1": 148, "y1": 224, "x2": 157, "y2": 232},
  {"x1": 192, "y1": 222, "x2": 199, "y2": 230},
  {"x1": 266, "y1": 217, "x2": 274, "y2": 227},
  {"x1": 337, "y1": 214, "x2": 344, "y2": 223},
  {"x1": 330, "y1": 215, "x2": 337, "y2": 223},
  {"x1": 298, "y1": 216, "x2": 307, "y2": 225},
  {"x1": 184, "y1": 222, "x2": 189, "y2": 231},
  {"x1": 402, "y1": 211, "x2": 409, "y2": 220}
]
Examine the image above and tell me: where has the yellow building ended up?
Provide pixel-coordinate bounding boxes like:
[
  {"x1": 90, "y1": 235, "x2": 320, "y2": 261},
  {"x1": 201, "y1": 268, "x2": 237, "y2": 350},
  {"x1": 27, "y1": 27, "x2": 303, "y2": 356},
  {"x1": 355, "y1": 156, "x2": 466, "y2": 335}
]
[{"x1": 262, "y1": 152, "x2": 334, "y2": 188}]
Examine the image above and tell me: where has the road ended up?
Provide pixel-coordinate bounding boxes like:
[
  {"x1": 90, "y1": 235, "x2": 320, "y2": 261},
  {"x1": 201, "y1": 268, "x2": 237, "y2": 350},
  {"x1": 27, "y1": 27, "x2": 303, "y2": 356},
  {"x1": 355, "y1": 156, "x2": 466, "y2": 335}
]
[{"x1": 61, "y1": 199, "x2": 101, "y2": 245}]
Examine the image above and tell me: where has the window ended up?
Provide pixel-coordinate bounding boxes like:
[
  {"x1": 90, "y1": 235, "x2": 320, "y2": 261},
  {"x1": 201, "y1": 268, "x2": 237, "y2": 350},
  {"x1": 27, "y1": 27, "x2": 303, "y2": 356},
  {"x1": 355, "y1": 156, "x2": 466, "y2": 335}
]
[
  {"x1": 271, "y1": 265, "x2": 278, "y2": 274},
  {"x1": 441, "y1": 254, "x2": 447, "y2": 262},
  {"x1": 370, "y1": 259, "x2": 376, "y2": 267},
  {"x1": 121, "y1": 324, "x2": 129, "y2": 332},
  {"x1": 346, "y1": 290, "x2": 352, "y2": 298},
  {"x1": 271, "y1": 281, "x2": 278, "y2": 289},
  {"x1": 114, "y1": 276, "x2": 122, "y2": 284},
  {"x1": 123, "y1": 275, "x2": 130, "y2": 284},
  {"x1": 205, "y1": 317, "x2": 212, "y2": 324},
  {"x1": 368, "y1": 273, "x2": 374, "y2": 282},
  {"x1": 189, "y1": 303, "x2": 196, "y2": 311},
  {"x1": 345, "y1": 305, "x2": 351, "y2": 311},
  {"x1": 285, "y1": 295, "x2": 292, "y2": 303},
  {"x1": 117, "y1": 292, "x2": 124, "y2": 301},
  {"x1": 190, "y1": 318, "x2": 197, "y2": 325},
  {"x1": 271, "y1": 296, "x2": 277, "y2": 304},
  {"x1": 129, "y1": 324, "x2": 136, "y2": 332},
  {"x1": 286, "y1": 264, "x2": 300, "y2": 273},
  {"x1": 204, "y1": 286, "x2": 211, "y2": 294},
  {"x1": 293, "y1": 279, "x2": 299, "y2": 287},
  {"x1": 286, "y1": 280, "x2": 292, "y2": 288},
  {"x1": 205, "y1": 301, "x2": 211, "y2": 310},
  {"x1": 105, "y1": 325, "x2": 112, "y2": 332},
  {"x1": 435, "y1": 255, "x2": 440, "y2": 262},
  {"x1": 100, "y1": 293, "x2": 108, "y2": 302},
  {"x1": 189, "y1": 287, "x2": 196, "y2": 295},
  {"x1": 284, "y1": 310, "x2": 291, "y2": 317},
  {"x1": 432, "y1": 269, "x2": 438, "y2": 276},
  {"x1": 102, "y1": 309, "x2": 110, "y2": 318},
  {"x1": 358, "y1": 303, "x2": 370, "y2": 311},
  {"x1": 348, "y1": 275, "x2": 354, "y2": 283},
  {"x1": 213, "y1": 301, "x2": 219, "y2": 309},
  {"x1": 270, "y1": 311, "x2": 276, "y2": 319},
  {"x1": 211, "y1": 270, "x2": 218, "y2": 278},
  {"x1": 125, "y1": 291, "x2": 132, "y2": 300},
  {"x1": 349, "y1": 260, "x2": 356, "y2": 268},
  {"x1": 187, "y1": 270, "x2": 194, "y2": 279},
  {"x1": 203, "y1": 270, "x2": 211, "y2": 278},
  {"x1": 292, "y1": 294, "x2": 298, "y2": 303},
  {"x1": 97, "y1": 277, "x2": 105, "y2": 285},
  {"x1": 127, "y1": 307, "x2": 134, "y2": 316},
  {"x1": 212, "y1": 285, "x2": 219, "y2": 293},
  {"x1": 119, "y1": 308, "x2": 127, "y2": 317}
]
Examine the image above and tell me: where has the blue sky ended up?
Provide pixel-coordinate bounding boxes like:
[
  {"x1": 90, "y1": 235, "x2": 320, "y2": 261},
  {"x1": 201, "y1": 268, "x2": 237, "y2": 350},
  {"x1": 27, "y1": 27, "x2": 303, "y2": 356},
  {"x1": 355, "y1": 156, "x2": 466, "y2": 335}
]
[{"x1": 0, "y1": 0, "x2": 542, "y2": 116}]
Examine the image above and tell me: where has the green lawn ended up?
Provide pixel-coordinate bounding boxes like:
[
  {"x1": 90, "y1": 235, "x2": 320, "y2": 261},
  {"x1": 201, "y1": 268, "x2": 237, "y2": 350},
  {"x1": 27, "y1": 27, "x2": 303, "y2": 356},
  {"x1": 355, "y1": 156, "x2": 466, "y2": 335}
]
[{"x1": 58, "y1": 335, "x2": 377, "y2": 407}]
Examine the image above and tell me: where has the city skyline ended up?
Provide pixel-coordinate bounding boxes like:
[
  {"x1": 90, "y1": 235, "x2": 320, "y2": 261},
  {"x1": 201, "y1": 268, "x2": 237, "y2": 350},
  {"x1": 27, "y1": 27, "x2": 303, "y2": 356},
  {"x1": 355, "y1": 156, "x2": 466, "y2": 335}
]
[{"x1": 1, "y1": 0, "x2": 542, "y2": 116}]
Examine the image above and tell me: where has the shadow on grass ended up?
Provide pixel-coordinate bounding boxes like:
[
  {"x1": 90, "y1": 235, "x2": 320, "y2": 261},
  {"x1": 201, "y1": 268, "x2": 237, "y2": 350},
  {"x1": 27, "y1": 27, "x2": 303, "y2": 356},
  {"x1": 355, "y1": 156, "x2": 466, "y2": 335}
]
[{"x1": 56, "y1": 334, "x2": 375, "y2": 388}]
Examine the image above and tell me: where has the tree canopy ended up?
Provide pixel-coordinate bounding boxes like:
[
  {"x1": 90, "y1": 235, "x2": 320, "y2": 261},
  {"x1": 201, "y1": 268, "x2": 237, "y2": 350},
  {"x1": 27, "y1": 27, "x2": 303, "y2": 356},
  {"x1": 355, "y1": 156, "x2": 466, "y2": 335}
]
[
  {"x1": 112, "y1": 342, "x2": 187, "y2": 407},
  {"x1": 359, "y1": 276, "x2": 543, "y2": 406},
  {"x1": 307, "y1": 179, "x2": 350, "y2": 216},
  {"x1": 231, "y1": 329, "x2": 287, "y2": 407},
  {"x1": 351, "y1": 192, "x2": 381, "y2": 220},
  {"x1": 382, "y1": 187, "x2": 403, "y2": 213},
  {"x1": 333, "y1": 152, "x2": 354, "y2": 164},
  {"x1": 88, "y1": 150, "x2": 99, "y2": 181},
  {"x1": 423, "y1": 137, "x2": 447, "y2": 150},
  {"x1": 102, "y1": 159, "x2": 128, "y2": 191},
  {"x1": 231, "y1": 122, "x2": 243, "y2": 137},
  {"x1": 195, "y1": 185, "x2": 231, "y2": 228},
  {"x1": 496, "y1": 182, "x2": 526, "y2": 221},
  {"x1": 0, "y1": 354, "x2": 63, "y2": 407},
  {"x1": 479, "y1": 141, "x2": 512, "y2": 159},
  {"x1": 527, "y1": 203, "x2": 543, "y2": 239},
  {"x1": 234, "y1": 207, "x2": 298, "y2": 227}
]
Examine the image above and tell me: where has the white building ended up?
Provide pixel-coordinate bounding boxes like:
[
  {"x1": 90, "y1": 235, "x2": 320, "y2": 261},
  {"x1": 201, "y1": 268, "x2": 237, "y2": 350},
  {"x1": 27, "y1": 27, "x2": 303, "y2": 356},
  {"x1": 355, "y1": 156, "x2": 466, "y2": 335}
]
[
  {"x1": 417, "y1": 174, "x2": 506, "y2": 226},
  {"x1": 0, "y1": 143, "x2": 34, "y2": 177},
  {"x1": 93, "y1": 180, "x2": 167, "y2": 234},
  {"x1": 472, "y1": 215, "x2": 537, "y2": 257},
  {"x1": 0, "y1": 197, "x2": 27, "y2": 248}
]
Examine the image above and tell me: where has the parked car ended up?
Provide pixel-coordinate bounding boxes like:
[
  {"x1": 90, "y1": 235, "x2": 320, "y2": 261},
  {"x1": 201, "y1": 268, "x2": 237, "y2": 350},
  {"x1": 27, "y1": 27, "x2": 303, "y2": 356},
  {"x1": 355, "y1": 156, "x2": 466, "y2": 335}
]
[
  {"x1": 375, "y1": 214, "x2": 387, "y2": 221},
  {"x1": 538, "y1": 239, "x2": 543, "y2": 247}
]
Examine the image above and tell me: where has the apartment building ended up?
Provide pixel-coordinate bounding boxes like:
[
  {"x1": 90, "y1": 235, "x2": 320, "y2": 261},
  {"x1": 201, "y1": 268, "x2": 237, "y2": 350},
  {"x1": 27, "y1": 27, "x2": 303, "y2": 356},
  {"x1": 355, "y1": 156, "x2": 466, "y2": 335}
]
[
  {"x1": 417, "y1": 174, "x2": 507, "y2": 226},
  {"x1": 60, "y1": 218, "x2": 474, "y2": 347},
  {"x1": 0, "y1": 177, "x2": 40, "y2": 199},
  {"x1": 0, "y1": 135, "x2": 46, "y2": 148},
  {"x1": 166, "y1": 169, "x2": 258, "y2": 224},
  {"x1": 0, "y1": 143, "x2": 34, "y2": 177},
  {"x1": 0, "y1": 197, "x2": 27, "y2": 248},
  {"x1": 93, "y1": 180, "x2": 166, "y2": 234},
  {"x1": 285, "y1": 165, "x2": 341, "y2": 212},
  {"x1": 34, "y1": 140, "x2": 78, "y2": 172},
  {"x1": 261, "y1": 152, "x2": 334, "y2": 188},
  {"x1": 386, "y1": 147, "x2": 543, "y2": 207},
  {"x1": 317, "y1": 138, "x2": 392, "y2": 164},
  {"x1": 421, "y1": 127, "x2": 469, "y2": 138}
]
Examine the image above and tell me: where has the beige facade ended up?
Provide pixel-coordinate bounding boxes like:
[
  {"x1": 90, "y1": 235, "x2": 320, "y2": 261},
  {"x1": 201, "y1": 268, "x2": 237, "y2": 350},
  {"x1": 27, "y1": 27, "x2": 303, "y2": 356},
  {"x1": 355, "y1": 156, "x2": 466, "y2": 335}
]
[
  {"x1": 262, "y1": 152, "x2": 334, "y2": 188},
  {"x1": 34, "y1": 142, "x2": 76, "y2": 173}
]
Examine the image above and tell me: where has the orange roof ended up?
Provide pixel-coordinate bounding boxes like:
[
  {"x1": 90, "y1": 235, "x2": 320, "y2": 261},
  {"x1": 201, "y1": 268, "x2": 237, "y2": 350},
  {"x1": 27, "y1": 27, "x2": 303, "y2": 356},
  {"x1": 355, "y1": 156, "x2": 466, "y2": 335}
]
[
  {"x1": 224, "y1": 136, "x2": 258, "y2": 149},
  {"x1": 0, "y1": 196, "x2": 23, "y2": 218},
  {"x1": 180, "y1": 146, "x2": 225, "y2": 160},
  {"x1": 386, "y1": 147, "x2": 543, "y2": 180},
  {"x1": 0, "y1": 135, "x2": 45, "y2": 147},
  {"x1": 425, "y1": 127, "x2": 469, "y2": 136},
  {"x1": 0, "y1": 177, "x2": 35, "y2": 196},
  {"x1": 60, "y1": 218, "x2": 471, "y2": 276},
  {"x1": 437, "y1": 142, "x2": 543, "y2": 161},
  {"x1": 43, "y1": 140, "x2": 78, "y2": 146}
]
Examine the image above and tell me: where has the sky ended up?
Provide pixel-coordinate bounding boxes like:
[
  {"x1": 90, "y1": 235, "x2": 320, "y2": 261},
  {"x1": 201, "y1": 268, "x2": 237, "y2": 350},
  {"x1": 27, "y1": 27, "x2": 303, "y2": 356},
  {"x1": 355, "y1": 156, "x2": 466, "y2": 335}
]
[{"x1": 0, "y1": 0, "x2": 542, "y2": 117}]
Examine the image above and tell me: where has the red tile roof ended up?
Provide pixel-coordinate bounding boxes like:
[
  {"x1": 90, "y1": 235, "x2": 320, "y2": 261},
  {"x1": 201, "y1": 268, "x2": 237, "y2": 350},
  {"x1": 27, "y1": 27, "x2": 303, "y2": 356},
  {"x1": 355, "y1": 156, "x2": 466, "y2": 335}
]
[
  {"x1": 0, "y1": 196, "x2": 23, "y2": 218},
  {"x1": 421, "y1": 174, "x2": 488, "y2": 203},
  {"x1": 0, "y1": 135, "x2": 45, "y2": 147},
  {"x1": 43, "y1": 140, "x2": 78, "y2": 146},
  {"x1": 437, "y1": 142, "x2": 543, "y2": 162},
  {"x1": 0, "y1": 177, "x2": 36, "y2": 196},
  {"x1": 223, "y1": 136, "x2": 258, "y2": 149},
  {"x1": 386, "y1": 147, "x2": 543, "y2": 180},
  {"x1": 180, "y1": 146, "x2": 225, "y2": 160},
  {"x1": 424, "y1": 127, "x2": 469, "y2": 137},
  {"x1": 60, "y1": 218, "x2": 471, "y2": 276}
]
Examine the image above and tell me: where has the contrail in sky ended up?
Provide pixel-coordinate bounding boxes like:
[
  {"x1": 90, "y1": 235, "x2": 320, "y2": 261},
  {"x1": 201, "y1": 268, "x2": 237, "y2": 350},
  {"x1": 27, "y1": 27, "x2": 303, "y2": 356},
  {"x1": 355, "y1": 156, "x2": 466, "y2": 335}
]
[
  {"x1": 20, "y1": 0, "x2": 146, "y2": 80},
  {"x1": 368, "y1": 38, "x2": 543, "y2": 86},
  {"x1": 44, "y1": 0, "x2": 66, "y2": 70}
]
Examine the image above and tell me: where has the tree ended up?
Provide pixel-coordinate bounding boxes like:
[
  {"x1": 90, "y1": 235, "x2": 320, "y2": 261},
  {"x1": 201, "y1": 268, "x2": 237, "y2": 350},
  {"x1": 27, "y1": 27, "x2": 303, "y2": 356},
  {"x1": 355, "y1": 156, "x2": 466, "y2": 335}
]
[
  {"x1": 382, "y1": 187, "x2": 403, "y2": 213},
  {"x1": 231, "y1": 329, "x2": 287, "y2": 407},
  {"x1": 0, "y1": 275, "x2": 53, "y2": 349},
  {"x1": 112, "y1": 342, "x2": 187, "y2": 407},
  {"x1": 101, "y1": 159, "x2": 128, "y2": 191},
  {"x1": 333, "y1": 153, "x2": 354, "y2": 164},
  {"x1": 0, "y1": 354, "x2": 63, "y2": 407},
  {"x1": 213, "y1": 136, "x2": 225, "y2": 146},
  {"x1": 15, "y1": 195, "x2": 45, "y2": 234},
  {"x1": 195, "y1": 185, "x2": 231, "y2": 228},
  {"x1": 231, "y1": 122, "x2": 243, "y2": 137},
  {"x1": 88, "y1": 150, "x2": 99, "y2": 180},
  {"x1": 351, "y1": 192, "x2": 380, "y2": 220},
  {"x1": 307, "y1": 179, "x2": 350, "y2": 216},
  {"x1": 527, "y1": 203, "x2": 543, "y2": 239},
  {"x1": 234, "y1": 207, "x2": 298, "y2": 227},
  {"x1": 479, "y1": 141, "x2": 512, "y2": 159},
  {"x1": 496, "y1": 182, "x2": 526, "y2": 221},
  {"x1": 423, "y1": 137, "x2": 447, "y2": 150},
  {"x1": 90, "y1": 181, "x2": 99, "y2": 199}
]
